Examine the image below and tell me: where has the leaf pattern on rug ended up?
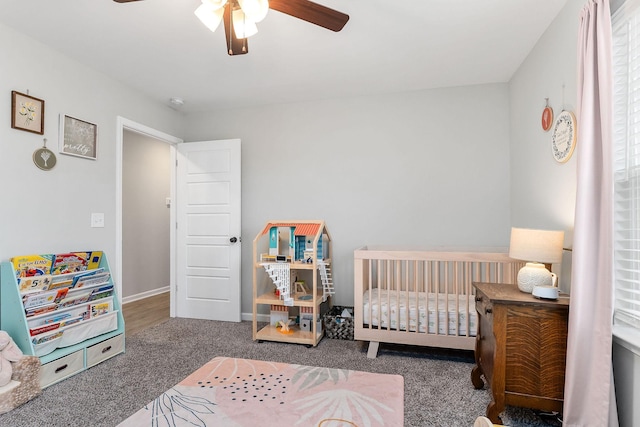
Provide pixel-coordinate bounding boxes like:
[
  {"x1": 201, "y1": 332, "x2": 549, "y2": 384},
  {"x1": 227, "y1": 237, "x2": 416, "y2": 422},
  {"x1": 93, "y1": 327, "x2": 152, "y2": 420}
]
[
  {"x1": 291, "y1": 365, "x2": 350, "y2": 391},
  {"x1": 146, "y1": 387, "x2": 216, "y2": 427},
  {"x1": 292, "y1": 389, "x2": 394, "y2": 427},
  {"x1": 197, "y1": 356, "x2": 280, "y2": 384}
]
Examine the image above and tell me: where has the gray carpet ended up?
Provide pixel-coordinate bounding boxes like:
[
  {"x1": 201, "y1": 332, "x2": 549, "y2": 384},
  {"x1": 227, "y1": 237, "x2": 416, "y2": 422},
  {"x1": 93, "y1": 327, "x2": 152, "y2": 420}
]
[{"x1": 0, "y1": 319, "x2": 560, "y2": 426}]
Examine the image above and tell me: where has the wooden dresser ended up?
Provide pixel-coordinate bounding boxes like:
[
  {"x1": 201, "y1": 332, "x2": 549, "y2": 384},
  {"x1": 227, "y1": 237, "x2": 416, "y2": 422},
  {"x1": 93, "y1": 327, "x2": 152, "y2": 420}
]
[{"x1": 471, "y1": 282, "x2": 569, "y2": 423}]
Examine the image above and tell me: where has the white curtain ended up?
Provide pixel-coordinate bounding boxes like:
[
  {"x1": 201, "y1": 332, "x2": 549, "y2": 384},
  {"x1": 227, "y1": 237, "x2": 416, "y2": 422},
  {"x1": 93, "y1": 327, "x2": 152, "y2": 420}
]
[{"x1": 563, "y1": 0, "x2": 618, "y2": 425}]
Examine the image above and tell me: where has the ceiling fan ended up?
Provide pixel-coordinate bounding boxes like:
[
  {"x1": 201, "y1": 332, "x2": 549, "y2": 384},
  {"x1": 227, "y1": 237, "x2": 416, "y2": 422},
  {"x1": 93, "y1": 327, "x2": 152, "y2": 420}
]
[{"x1": 113, "y1": 0, "x2": 349, "y2": 56}]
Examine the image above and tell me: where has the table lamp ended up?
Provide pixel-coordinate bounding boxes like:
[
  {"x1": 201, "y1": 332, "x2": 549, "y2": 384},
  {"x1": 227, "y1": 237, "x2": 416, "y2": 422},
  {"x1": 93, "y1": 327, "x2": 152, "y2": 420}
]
[{"x1": 509, "y1": 227, "x2": 564, "y2": 293}]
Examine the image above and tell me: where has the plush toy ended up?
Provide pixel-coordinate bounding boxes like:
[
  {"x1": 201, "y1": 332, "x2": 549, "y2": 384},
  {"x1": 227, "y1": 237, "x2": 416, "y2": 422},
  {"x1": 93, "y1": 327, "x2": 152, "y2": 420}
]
[{"x1": 0, "y1": 331, "x2": 24, "y2": 387}]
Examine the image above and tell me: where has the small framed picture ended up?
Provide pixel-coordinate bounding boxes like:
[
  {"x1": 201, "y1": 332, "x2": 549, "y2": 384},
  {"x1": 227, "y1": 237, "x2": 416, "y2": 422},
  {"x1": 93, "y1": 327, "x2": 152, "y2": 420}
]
[
  {"x1": 11, "y1": 91, "x2": 45, "y2": 135},
  {"x1": 59, "y1": 114, "x2": 97, "y2": 160}
]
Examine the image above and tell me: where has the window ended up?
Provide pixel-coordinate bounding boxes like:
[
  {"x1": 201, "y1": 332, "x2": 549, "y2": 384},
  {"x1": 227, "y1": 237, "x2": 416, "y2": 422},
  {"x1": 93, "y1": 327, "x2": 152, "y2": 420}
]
[{"x1": 613, "y1": 5, "x2": 640, "y2": 330}]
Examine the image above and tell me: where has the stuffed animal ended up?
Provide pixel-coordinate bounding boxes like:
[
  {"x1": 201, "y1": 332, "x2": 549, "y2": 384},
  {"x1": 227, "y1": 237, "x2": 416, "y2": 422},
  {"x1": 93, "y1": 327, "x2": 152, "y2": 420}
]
[{"x1": 0, "y1": 331, "x2": 24, "y2": 387}]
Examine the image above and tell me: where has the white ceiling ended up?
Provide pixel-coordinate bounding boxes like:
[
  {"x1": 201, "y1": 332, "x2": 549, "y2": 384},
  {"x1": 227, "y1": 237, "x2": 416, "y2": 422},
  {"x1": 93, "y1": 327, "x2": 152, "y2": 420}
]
[{"x1": 0, "y1": 0, "x2": 568, "y2": 113}]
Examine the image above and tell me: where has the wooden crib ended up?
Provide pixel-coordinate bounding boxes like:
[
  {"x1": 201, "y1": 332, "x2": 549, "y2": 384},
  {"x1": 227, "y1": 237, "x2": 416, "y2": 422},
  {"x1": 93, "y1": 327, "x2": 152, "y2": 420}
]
[{"x1": 354, "y1": 246, "x2": 525, "y2": 358}]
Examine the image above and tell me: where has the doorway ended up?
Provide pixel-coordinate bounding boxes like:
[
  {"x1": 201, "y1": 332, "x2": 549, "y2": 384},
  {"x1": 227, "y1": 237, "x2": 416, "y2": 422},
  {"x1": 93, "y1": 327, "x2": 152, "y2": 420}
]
[
  {"x1": 116, "y1": 117, "x2": 182, "y2": 316},
  {"x1": 122, "y1": 129, "x2": 170, "y2": 300}
]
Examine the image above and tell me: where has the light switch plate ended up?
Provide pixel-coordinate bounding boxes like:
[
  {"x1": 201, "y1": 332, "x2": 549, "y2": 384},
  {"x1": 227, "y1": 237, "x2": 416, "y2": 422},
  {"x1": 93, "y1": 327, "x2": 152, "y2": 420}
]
[{"x1": 91, "y1": 212, "x2": 105, "y2": 228}]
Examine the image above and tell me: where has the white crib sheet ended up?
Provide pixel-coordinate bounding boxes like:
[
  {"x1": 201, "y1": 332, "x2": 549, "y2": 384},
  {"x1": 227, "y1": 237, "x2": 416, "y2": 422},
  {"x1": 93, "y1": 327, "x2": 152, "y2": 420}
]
[{"x1": 362, "y1": 289, "x2": 477, "y2": 336}]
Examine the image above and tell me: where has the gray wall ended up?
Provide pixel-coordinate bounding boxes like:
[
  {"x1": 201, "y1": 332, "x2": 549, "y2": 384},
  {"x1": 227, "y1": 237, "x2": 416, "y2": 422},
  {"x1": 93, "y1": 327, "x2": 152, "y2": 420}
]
[
  {"x1": 509, "y1": 0, "x2": 582, "y2": 293},
  {"x1": 0, "y1": 23, "x2": 183, "y2": 272},
  {"x1": 183, "y1": 84, "x2": 512, "y2": 314},
  {"x1": 613, "y1": 339, "x2": 640, "y2": 427},
  {"x1": 122, "y1": 130, "x2": 171, "y2": 300}
]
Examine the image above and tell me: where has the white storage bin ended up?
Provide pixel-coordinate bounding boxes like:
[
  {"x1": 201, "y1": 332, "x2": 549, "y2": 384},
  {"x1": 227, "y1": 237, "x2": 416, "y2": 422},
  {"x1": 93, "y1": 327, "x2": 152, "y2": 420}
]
[
  {"x1": 59, "y1": 311, "x2": 118, "y2": 348},
  {"x1": 40, "y1": 350, "x2": 84, "y2": 388},
  {"x1": 86, "y1": 333, "x2": 124, "y2": 367}
]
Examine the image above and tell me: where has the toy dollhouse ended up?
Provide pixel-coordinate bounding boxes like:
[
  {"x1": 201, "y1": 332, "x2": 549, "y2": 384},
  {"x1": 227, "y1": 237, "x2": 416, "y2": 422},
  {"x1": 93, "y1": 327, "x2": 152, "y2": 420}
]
[{"x1": 252, "y1": 220, "x2": 333, "y2": 347}]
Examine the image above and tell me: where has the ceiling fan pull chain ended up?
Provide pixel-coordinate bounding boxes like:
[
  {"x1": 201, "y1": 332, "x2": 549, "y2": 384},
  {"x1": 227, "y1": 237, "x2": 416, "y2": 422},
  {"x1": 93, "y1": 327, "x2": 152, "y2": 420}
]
[
  {"x1": 242, "y1": 8, "x2": 247, "y2": 52},
  {"x1": 228, "y1": 3, "x2": 234, "y2": 55}
]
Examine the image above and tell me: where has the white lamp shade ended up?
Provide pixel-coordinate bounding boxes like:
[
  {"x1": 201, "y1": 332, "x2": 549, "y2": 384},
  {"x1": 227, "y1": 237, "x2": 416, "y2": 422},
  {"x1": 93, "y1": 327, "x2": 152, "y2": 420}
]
[
  {"x1": 233, "y1": 8, "x2": 258, "y2": 38},
  {"x1": 202, "y1": 0, "x2": 228, "y2": 10},
  {"x1": 509, "y1": 227, "x2": 564, "y2": 264},
  {"x1": 238, "y1": 0, "x2": 269, "y2": 23},
  {"x1": 195, "y1": 3, "x2": 225, "y2": 33}
]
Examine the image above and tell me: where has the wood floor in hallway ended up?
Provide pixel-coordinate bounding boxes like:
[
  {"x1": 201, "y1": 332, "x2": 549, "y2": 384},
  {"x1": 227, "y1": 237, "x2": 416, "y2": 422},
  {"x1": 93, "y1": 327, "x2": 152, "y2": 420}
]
[{"x1": 122, "y1": 292, "x2": 170, "y2": 336}]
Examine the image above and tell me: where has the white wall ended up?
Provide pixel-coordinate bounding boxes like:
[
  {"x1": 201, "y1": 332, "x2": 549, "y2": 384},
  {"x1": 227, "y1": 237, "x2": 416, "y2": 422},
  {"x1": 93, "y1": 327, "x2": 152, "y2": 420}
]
[
  {"x1": 122, "y1": 130, "x2": 171, "y2": 299},
  {"x1": 183, "y1": 84, "x2": 513, "y2": 314},
  {"x1": 0, "y1": 23, "x2": 183, "y2": 281}
]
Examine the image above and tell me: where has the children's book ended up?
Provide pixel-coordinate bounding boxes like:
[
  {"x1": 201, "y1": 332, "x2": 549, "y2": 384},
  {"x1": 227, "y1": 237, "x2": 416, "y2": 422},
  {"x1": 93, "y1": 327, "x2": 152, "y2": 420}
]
[
  {"x1": 47, "y1": 276, "x2": 74, "y2": 291},
  {"x1": 42, "y1": 312, "x2": 72, "y2": 325},
  {"x1": 86, "y1": 251, "x2": 103, "y2": 270},
  {"x1": 88, "y1": 284, "x2": 114, "y2": 302},
  {"x1": 58, "y1": 290, "x2": 92, "y2": 308},
  {"x1": 29, "y1": 322, "x2": 61, "y2": 336},
  {"x1": 32, "y1": 330, "x2": 63, "y2": 346},
  {"x1": 18, "y1": 275, "x2": 53, "y2": 293},
  {"x1": 11, "y1": 254, "x2": 54, "y2": 281},
  {"x1": 70, "y1": 268, "x2": 106, "y2": 288},
  {"x1": 50, "y1": 252, "x2": 90, "y2": 275},
  {"x1": 60, "y1": 316, "x2": 83, "y2": 328},
  {"x1": 22, "y1": 288, "x2": 69, "y2": 310},
  {"x1": 25, "y1": 303, "x2": 57, "y2": 318},
  {"x1": 74, "y1": 272, "x2": 110, "y2": 289},
  {"x1": 90, "y1": 301, "x2": 111, "y2": 318}
]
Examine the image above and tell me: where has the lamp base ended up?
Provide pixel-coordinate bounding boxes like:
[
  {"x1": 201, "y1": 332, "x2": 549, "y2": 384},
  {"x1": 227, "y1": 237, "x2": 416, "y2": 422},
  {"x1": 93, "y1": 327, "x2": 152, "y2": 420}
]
[{"x1": 517, "y1": 262, "x2": 553, "y2": 293}]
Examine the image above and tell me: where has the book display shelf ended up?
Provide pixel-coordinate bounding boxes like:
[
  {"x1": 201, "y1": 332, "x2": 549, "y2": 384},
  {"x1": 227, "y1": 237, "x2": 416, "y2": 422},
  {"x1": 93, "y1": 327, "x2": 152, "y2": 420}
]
[{"x1": 0, "y1": 251, "x2": 125, "y2": 388}]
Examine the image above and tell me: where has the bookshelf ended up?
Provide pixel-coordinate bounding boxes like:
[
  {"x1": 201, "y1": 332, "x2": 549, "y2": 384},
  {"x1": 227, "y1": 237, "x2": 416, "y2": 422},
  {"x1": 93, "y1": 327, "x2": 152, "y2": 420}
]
[
  {"x1": 252, "y1": 220, "x2": 334, "y2": 347},
  {"x1": 0, "y1": 252, "x2": 125, "y2": 388}
]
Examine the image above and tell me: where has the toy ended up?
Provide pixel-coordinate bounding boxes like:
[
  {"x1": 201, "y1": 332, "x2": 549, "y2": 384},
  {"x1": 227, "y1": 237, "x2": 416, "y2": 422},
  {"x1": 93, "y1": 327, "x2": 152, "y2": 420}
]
[
  {"x1": 0, "y1": 331, "x2": 24, "y2": 387},
  {"x1": 277, "y1": 319, "x2": 294, "y2": 334}
]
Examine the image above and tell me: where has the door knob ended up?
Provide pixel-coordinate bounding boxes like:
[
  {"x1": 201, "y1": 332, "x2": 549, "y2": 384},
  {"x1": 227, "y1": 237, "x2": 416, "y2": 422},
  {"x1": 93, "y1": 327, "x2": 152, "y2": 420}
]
[{"x1": 230, "y1": 237, "x2": 238, "y2": 243}]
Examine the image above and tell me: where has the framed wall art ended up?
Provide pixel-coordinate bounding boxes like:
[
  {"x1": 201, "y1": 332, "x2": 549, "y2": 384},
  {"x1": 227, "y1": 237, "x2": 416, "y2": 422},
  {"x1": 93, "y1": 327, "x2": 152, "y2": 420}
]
[
  {"x1": 11, "y1": 91, "x2": 45, "y2": 135},
  {"x1": 59, "y1": 114, "x2": 97, "y2": 160}
]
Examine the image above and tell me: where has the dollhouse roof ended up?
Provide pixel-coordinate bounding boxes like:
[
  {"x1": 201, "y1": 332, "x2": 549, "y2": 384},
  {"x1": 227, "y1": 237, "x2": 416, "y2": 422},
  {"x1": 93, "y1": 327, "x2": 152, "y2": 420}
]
[{"x1": 260, "y1": 222, "x2": 322, "y2": 237}]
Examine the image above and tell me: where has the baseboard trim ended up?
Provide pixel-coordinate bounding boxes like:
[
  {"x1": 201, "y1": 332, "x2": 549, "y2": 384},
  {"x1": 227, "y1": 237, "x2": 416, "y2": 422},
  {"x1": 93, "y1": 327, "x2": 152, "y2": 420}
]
[
  {"x1": 242, "y1": 312, "x2": 269, "y2": 322},
  {"x1": 122, "y1": 287, "x2": 170, "y2": 305}
]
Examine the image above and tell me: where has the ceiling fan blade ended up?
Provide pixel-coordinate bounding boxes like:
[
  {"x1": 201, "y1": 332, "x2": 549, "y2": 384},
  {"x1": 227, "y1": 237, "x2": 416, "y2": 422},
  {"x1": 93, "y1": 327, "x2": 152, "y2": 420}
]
[
  {"x1": 223, "y1": 3, "x2": 249, "y2": 56},
  {"x1": 269, "y1": 0, "x2": 349, "y2": 32}
]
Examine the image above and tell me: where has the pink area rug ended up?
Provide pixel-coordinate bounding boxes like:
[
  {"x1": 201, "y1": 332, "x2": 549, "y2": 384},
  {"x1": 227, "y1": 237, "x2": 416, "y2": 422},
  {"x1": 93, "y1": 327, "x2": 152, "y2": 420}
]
[{"x1": 118, "y1": 356, "x2": 404, "y2": 427}]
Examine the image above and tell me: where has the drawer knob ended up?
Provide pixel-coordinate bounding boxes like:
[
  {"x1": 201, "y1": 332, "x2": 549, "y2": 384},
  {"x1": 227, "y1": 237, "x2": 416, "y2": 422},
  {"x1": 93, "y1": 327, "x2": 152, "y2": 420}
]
[
  {"x1": 101, "y1": 345, "x2": 112, "y2": 354},
  {"x1": 485, "y1": 308, "x2": 492, "y2": 314},
  {"x1": 55, "y1": 364, "x2": 68, "y2": 374},
  {"x1": 475, "y1": 296, "x2": 482, "y2": 302}
]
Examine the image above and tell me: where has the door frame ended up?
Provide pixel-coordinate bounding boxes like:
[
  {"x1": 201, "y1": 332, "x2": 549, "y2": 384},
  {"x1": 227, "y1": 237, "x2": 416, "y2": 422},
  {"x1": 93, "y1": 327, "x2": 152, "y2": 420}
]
[{"x1": 116, "y1": 117, "x2": 183, "y2": 317}]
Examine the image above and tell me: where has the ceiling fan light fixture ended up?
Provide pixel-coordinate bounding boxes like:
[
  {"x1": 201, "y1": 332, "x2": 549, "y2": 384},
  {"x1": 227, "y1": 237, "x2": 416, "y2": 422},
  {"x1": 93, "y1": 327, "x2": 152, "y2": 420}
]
[
  {"x1": 232, "y1": 8, "x2": 258, "y2": 39},
  {"x1": 195, "y1": 2, "x2": 225, "y2": 33},
  {"x1": 238, "y1": 0, "x2": 269, "y2": 23},
  {"x1": 202, "y1": 0, "x2": 228, "y2": 11}
]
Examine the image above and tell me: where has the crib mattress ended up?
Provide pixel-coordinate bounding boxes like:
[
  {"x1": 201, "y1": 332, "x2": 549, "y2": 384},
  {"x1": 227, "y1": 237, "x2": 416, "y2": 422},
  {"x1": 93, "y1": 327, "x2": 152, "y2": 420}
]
[{"x1": 362, "y1": 289, "x2": 477, "y2": 336}]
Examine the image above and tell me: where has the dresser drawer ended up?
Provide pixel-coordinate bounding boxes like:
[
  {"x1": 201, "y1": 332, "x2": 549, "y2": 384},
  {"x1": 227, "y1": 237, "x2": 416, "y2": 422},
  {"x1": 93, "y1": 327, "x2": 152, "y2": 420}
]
[
  {"x1": 40, "y1": 350, "x2": 84, "y2": 388},
  {"x1": 87, "y1": 333, "x2": 124, "y2": 368}
]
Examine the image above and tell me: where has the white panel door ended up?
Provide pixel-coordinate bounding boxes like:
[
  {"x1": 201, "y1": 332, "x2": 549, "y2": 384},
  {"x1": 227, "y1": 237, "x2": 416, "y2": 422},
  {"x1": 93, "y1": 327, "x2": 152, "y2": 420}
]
[{"x1": 176, "y1": 139, "x2": 241, "y2": 321}]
